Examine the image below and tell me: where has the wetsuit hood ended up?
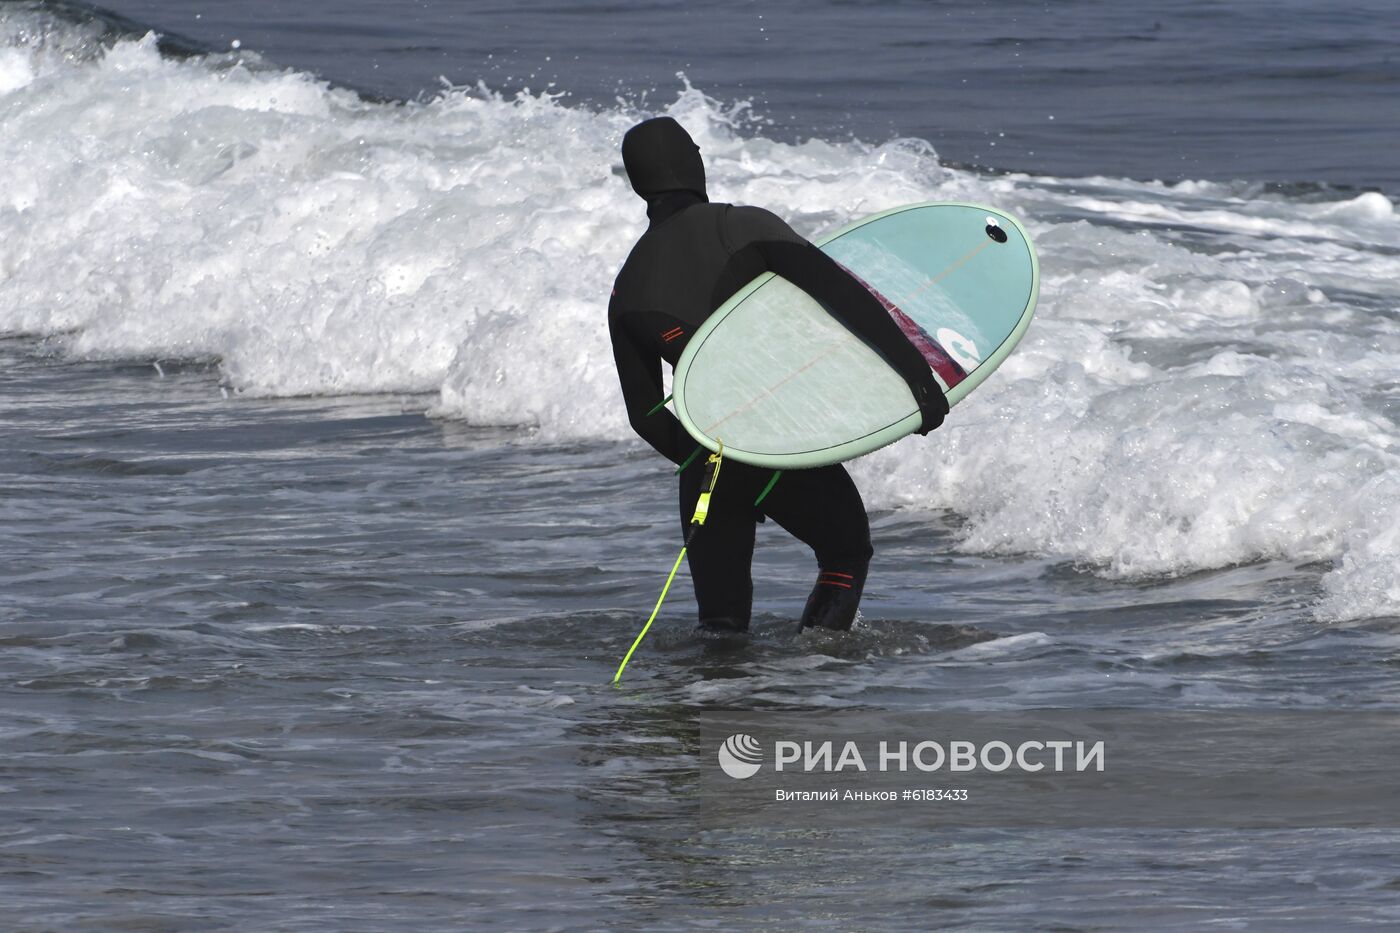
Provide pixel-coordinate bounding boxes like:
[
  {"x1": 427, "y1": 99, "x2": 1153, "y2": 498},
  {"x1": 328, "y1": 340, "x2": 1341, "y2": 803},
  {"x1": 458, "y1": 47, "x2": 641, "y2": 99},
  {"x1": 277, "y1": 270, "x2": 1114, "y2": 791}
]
[{"x1": 622, "y1": 117, "x2": 708, "y2": 203}]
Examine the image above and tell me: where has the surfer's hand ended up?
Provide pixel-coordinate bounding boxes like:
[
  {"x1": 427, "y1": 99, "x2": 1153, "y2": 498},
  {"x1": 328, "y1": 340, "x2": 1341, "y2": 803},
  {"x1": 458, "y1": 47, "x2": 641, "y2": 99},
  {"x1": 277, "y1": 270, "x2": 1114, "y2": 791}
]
[{"x1": 912, "y1": 380, "x2": 949, "y2": 435}]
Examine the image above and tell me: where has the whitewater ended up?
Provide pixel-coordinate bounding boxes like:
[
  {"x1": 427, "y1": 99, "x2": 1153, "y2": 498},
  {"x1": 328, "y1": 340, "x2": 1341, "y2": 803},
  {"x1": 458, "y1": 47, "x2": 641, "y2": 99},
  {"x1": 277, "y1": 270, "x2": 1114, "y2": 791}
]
[{"x1": 3, "y1": 10, "x2": 1396, "y2": 622}]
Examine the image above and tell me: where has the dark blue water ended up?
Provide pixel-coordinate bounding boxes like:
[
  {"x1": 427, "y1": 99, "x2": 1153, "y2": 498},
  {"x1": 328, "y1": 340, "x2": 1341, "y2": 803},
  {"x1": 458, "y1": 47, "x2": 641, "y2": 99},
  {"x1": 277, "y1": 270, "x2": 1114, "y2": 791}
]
[
  {"x1": 7, "y1": 337, "x2": 1400, "y2": 930},
  {"x1": 96, "y1": 0, "x2": 1400, "y2": 191}
]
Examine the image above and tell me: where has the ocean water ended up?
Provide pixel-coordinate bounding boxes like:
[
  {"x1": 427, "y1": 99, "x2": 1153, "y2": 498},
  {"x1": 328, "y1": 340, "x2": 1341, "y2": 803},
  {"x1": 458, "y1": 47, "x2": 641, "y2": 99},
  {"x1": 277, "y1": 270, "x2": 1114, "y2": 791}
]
[{"x1": 2, "y1": 0, "x2": 1399, "y2": 929}]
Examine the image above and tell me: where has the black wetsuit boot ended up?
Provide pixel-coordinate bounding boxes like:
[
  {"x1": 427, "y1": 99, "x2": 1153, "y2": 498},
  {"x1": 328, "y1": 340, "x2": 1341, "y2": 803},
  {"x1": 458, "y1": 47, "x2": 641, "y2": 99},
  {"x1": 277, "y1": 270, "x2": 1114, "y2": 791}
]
[
  {"x1": 697, "y1": 617, "x2": 749, "y2": 635},
  {"x1": 799, "y1": 562, "x2": 870, "y2": 631}
]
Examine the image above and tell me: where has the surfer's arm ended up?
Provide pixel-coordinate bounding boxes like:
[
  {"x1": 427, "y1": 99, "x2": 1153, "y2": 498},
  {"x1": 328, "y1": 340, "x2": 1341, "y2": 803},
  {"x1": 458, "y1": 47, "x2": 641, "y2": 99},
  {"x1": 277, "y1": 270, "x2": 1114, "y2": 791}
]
[
  {"x1": 723, "y1": 208, "x2": 948, "y2": 434},
  {"x1": 608, "y1": 307, "x2": 692, "y2": 464}
]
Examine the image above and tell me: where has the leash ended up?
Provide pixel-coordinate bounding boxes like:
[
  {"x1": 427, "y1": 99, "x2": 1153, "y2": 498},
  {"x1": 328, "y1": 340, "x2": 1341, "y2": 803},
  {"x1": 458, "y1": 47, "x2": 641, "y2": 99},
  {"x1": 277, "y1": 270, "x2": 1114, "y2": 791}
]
[{"x1": 612, "y1": 440, "x2": 724, "y2": 684}]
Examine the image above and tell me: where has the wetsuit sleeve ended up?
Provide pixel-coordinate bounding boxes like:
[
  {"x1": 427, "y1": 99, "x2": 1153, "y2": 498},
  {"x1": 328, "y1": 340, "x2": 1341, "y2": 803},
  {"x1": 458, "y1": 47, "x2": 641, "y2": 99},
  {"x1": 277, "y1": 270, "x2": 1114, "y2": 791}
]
[
  {"x1": 723, "y1": 207, "x2": 948, "y2": 434},
  {"x1": 608, "y1": 303, "x2": 693, "y2": 464}
]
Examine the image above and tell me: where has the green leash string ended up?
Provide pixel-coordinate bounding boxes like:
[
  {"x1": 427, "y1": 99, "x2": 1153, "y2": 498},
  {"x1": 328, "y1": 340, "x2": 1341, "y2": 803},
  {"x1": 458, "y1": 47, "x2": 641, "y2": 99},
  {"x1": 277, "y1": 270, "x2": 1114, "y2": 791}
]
[
  {"x1": 754, "y1": 470, "x2": 782, "y2": 506},
  {"x1": 613, "y1": 441, "x2": 725, "y2": 684},
  {"x1": 645, "y1": 395, "x2": 704, "y2": 476},
  {"x1": 675, "y1": 445, "x2": 704, "y2": 474}
]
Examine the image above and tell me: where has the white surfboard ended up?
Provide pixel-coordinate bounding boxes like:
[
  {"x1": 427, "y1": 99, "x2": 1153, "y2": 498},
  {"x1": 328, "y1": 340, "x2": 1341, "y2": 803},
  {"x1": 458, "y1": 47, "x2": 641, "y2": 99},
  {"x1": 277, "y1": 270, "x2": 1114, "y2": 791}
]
[{"x1": 672, "y1": 202, "x2": 1039, "y2": 468}]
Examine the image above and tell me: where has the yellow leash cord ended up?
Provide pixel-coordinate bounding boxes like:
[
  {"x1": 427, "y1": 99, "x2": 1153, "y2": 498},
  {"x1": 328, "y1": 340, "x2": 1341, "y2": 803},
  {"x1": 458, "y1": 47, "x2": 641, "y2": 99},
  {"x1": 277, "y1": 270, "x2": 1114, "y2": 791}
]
[
  {"x1": 613, "y1": 441, "x2": 724, "y2": 684},
  {"x1": 611, "y1": 548, "x2": 687, "y2": 685}
]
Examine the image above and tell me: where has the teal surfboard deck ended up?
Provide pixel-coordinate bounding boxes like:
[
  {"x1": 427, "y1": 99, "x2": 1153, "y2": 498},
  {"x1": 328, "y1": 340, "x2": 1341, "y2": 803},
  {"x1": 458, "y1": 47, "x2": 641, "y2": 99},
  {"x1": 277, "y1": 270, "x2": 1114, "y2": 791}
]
[{"x1": 671, "y1": 201, "x2": 1039, "y2": 469}]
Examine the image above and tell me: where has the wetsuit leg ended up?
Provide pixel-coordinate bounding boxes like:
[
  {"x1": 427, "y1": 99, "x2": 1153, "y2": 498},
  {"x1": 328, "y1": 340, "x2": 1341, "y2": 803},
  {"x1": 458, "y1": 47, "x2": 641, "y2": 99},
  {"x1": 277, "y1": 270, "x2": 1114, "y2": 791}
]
[
  {"x1": 678, "y1": 463, "x2": 761, "y2": 632},
  {"x1": 758, "y1": 465, "x2": 873, "y2": 631}
]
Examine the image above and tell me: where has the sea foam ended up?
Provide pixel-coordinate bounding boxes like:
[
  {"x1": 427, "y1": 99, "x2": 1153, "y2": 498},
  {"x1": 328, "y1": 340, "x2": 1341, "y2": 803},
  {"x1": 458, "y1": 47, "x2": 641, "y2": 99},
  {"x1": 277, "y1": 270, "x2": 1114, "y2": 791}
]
[{"x1": 1, "y1": 14, "x2": 1397, "y2": 621}]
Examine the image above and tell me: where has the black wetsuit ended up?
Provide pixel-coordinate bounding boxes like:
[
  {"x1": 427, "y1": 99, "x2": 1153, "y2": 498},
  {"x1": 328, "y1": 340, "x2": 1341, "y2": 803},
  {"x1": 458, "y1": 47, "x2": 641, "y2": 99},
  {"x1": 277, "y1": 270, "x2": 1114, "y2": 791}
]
[{"x1": 609, "y1": 117, "x2": 947, "y2": 631}]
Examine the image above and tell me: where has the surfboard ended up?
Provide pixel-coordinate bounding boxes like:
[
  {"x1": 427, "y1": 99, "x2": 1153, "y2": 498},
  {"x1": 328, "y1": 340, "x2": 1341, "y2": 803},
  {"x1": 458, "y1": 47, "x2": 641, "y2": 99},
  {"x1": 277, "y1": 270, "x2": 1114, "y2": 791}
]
[{"x1": 671, "y1": 201, "x2": 1038, "y2": 469}]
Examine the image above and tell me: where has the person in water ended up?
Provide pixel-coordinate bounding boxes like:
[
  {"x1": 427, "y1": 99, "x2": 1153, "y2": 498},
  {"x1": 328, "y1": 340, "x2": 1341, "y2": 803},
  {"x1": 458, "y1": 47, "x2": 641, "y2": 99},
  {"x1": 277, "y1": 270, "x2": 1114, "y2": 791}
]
[{"x1": 608, "y1": 117, "x2": 947, "y2": 633}]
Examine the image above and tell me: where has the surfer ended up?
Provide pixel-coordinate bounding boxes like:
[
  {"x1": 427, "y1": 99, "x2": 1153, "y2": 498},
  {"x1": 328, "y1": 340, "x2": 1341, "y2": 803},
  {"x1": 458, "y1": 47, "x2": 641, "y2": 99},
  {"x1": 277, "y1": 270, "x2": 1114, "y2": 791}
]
[{"x1": 609, "y1": 117, "x2": 947, "y2": 633}]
